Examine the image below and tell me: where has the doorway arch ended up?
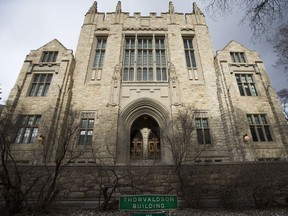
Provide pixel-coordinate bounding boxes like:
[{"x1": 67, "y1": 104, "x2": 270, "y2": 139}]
[
  {"x1": 130, "y1": 115, "x2": 160, "y2": 160},
  {"x1": 118, "y1": 98, "x2": 170, "y2": 163}
]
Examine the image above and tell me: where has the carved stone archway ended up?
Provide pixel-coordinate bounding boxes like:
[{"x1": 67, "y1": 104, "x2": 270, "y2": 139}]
[
  {"x1": 117, "y1": 98, "x2": 171, "y2": 164},
  {"x1": 130, "y1": 115, "x2": 160, "y2": 160}
]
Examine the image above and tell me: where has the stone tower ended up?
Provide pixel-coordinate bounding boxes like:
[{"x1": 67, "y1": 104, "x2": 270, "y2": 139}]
[{"x1": 6, "y1": 2, "x2": 288, "y2": 165}]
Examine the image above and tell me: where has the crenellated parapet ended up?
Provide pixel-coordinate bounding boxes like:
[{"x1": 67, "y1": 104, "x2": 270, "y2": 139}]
[{"x1": 83, "y1": 1, "x2": 207, "y2": 28}]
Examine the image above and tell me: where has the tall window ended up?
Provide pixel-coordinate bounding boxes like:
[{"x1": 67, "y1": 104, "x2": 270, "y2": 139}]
[
  {"x1": 93, "y1": 38, "x2": 107, "y2": 68},
  {"x1": 230, "y1": 52, "x2": 246, "y2": 63},
  {"x1": 124, "y1": 38, "x2": 135, "y2": 81},
  {"x1": 29, "y1": 74, "x2": 53, "y2": 96},
  {"x1": 247, "y1": 114, "x2": 273, "y2": 142},
  {"x1": 15, "y1": 115, "x2": 41, "y2": 144},
  {"x1": 195, "y1": 118, "x2": 211, "y2": 145},
  {"x1": 123, "y1": 36, "x2": 167, "y2": 82},
  {"x1": 183, "y1": 38, "x2": 197, "y2": 68},
  {"x1": 41, "y1": 51, "x2": 58, "y2": 63},
  {"x1": 235, "y1": 74, "x2": 258, "y2": 96},
  {"x1": 78, "y1": 117, "x2": 94, "y2": 145}
]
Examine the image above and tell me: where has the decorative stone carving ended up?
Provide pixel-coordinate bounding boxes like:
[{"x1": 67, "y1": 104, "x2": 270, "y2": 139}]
[
  {"x1": 115, "y1": 1, "x2": 122, "y2": 23},
  {"x1": 87, "y1": 1, "x2": 97, "y2": 14},
  {"x1": 169, "y1": 1, "x2": 174, "y2": 14},
  {"x1": 116, "y1": 1, "x2": 121, "y2": 14},
  {"x1": 168, "y1": 62, "x2": 181, "y2": 105},
  {"x1": 109, "y1": 64, "x2": 121, "y2": 105},
  {"x1": 169, "y1": 1, "x2": 175, "y2": 24}
]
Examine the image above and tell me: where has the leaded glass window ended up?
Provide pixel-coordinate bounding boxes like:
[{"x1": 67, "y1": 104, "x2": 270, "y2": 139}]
[
  {"x1": 15, "y1": 115, "x2": 41, "y2": 144},
  {"x1": 195, "y1": 118, "x2": 211, "y2": 145},
  {"x1": 123, "y1": 36, "x2": 167, "y2": 82},
  {"x1": 235, "y1": 74, "x2": 258, "y2": 96},
  {"x1": 247, "y1": 114, "x2": 273, "y2": 142},
  {"x1": 29, "y1": 74, "x2": 53, "y2": 96},
  {"x1": 93, "y1": 38, "x2": 107, "y2": 68}
]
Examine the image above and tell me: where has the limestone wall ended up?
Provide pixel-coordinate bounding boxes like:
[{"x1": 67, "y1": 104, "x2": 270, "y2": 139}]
[{"x1": 2, "y1": 162, "x2": 288, "y2": 208}]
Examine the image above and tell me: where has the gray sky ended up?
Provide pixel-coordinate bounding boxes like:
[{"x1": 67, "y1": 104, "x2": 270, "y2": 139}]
[{"x1": 0, "y1": 0, "x2": 287, "y2": 104}]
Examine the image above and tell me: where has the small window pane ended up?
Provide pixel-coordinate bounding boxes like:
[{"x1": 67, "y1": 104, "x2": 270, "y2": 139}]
[
  {"x1": 42, "y1": 84, "x2": 50, "y2": 96},
  {"x1": 22, "y1": 128, "x2": 31, "y2": 143},
  {"x1": 78, "y1": 130, "x2": 86, "y2": 145},
  {"x1": 143, "y1": 68, "x2": 147, "y2": 81},
  {"x1": 238, "y1": 84, "x2": 245, "y2": 96},
  {"x1": 29, "y1": 84, "x2": 37, "y2": 96},
  {"x1": 129, "y1": 68, "x2": 134, "y2": 81},
  {"x1": 88, "y1": 119, "x2": 94, "y2": 128},
  {"x1": 250, "y1": 126, "x2": 258, "y2": 141},
  {"x1": 123, "y1": 68, "x2": 128, "y2": 81},
  {"x1": 235, "y1": 74, "x2": 241, "y2": 82},
  {"x1": 244, "y1": 84, "x2": 251, "y2": 96},
  {"x1": 247, "y1": 115, "x2": 253, "y2": 124},
  {"x1": 149, "y1": 68, "x2": 153, "y2": 80},
  {"x1": 250, "y1": 84, "x2": 258, "y2": 96},
  {"x1": 197, "y1": 129, "x2": 204, "y2": 144},
  {"x1": 27, "y1": 116, "x2": 34, "y2": 125},
  {"x1": 162, "y1": 68, "x2": 167, "y2": 81},
  {"x1": 81, "y1": 119, "x2": 88, "y2": 128},
  {"x1": 35, "y1": 116, "x2": 41, "y2": 125},
  {"x1": 15, "y1": 128, "x2": 23, "y2": 144},
  {"x1": 137, "y1": 68, "x2": 142, "y2": 81},
  {"x1": 30, "y1": 128, "x2": 39, "y2": 144},
  {"x1": 156, "y1": 68, "x2": 161, "y2": 81},
  {"x1": 264, "y1": 126, "x2": 273, "y2": 141},
  {"x1": 185, "y1": 52, "x2": 191, "y2": 67},
  {"x1": 204, "y1": 129, "x2": 211, "y2": 144},
  {"x1": 34, "y1": 74, "x2": 40, "y2": 82},
  {"x1": 195, "y1": 119, "x2": 201, "y2": 128},
  {"x1": 202, "y1": 119, "x2": 208, "y2": 127},
  {"x1": 257, "y1": 126, "x2": 266, "y2": 141},
  {"x1": 254, "y1": 115, "x2": 260, "y2": 124}
]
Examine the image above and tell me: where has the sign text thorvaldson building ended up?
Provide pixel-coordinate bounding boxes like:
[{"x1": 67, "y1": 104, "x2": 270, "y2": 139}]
[{"x1": 119, "y1": 195, "x2": 178, "y2": 211}]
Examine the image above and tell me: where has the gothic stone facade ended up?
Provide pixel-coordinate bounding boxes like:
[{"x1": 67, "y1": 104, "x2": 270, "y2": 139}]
[{"x1": 7, "y1": 2, "x2": 288, "y2": 165}]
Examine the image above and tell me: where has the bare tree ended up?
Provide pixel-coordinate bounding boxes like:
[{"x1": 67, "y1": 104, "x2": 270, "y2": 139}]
[
  {"x1": 277, "y1": 88, "x2": 288, "y2": 120},
  {"x1": 90, "y1": 125, "x2": 157, "y2": 211},
  {"x1": 205, "y1": 0, "x2": 288, "y2": 39},
  {"x1": 31, "y1": 108, "x2": 82, "y2": 213},
  {"x1": 272, "y1": 25, "x2": 288, "y2": 72},
  {"x1": 161, "y1": 106, "x2": 210, "y2": 208},
  {"x1": 0, "y1": 105, "x2": 39, "y2": 215},
  {"x1": 220, "y1": 163, "x2": 288, "y2": 208},
  {"x1": 0, "y1": 105, "x2": 82, "y2": 215}
]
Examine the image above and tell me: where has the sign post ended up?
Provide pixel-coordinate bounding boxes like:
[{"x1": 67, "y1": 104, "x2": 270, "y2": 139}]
[{"x1": 119, "y1": 195, "x2": 177, "y2": 211}]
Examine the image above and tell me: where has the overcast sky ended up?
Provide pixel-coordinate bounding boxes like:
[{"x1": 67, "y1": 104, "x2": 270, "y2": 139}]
[{"x1": 0, "y1": 0, "x2": 287, "y2": 104}]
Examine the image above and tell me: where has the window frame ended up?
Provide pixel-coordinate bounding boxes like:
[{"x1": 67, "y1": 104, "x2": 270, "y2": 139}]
[
  {"x1": 247, "y1": 114, "x2": 273, "y2": 142},
  {"x1": 40, "y1": 51, "x2": 58, "y2": 63},
  {"x1": 15, "y1": 115, "x2": 41, "y2": 144},
  {"x1": 195, "y1": 117, "x2": 212, "y2": 145},
  {"x1": 78, "y1": 117, "x2": 95, "y2": 145},
  {"x1": 230, "y1": 52, "x2": 246, "y2": 63},
  {"x1": 123, "y1": 35, "x2": 167, "y2": 82},
  {"x1": 28, "y1": 73, "x2": 53, "y2": 97},
  {"x1": 183, "y1": 37, "x2": 197, "y2": 68},
  {"x1": 93, "y1": 37, "x2": 107, "y2": 69},
  {"x1": 235, "y1": 73, "x2": 258, "y2": 96}
]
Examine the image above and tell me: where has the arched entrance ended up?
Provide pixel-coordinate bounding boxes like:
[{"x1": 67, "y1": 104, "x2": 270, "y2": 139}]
[{"x1": 130, "y1": 115, "x2": 160, "y2": 160}]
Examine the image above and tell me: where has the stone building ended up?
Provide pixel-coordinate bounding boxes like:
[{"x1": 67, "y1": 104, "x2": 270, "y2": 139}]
[{"x1": 6, "y1": 1, "x2": 288, "y2": 165}]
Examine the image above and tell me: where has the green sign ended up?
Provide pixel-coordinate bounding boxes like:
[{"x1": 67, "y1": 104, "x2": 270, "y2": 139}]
[
  {"x1": 132, "y1": 212, "x2": 165, "y2": 216},
  {"x1": 119, "y1": 195, "x2": 177, "y2": 211}
]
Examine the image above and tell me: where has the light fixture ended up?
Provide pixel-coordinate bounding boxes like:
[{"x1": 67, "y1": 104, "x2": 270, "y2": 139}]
[
  {"x1": 243, "y1": 134, "x2": 250, "y2": 142},
  {"x1": 37, "y1": 135, "x2": 45, "y2": 143}
]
